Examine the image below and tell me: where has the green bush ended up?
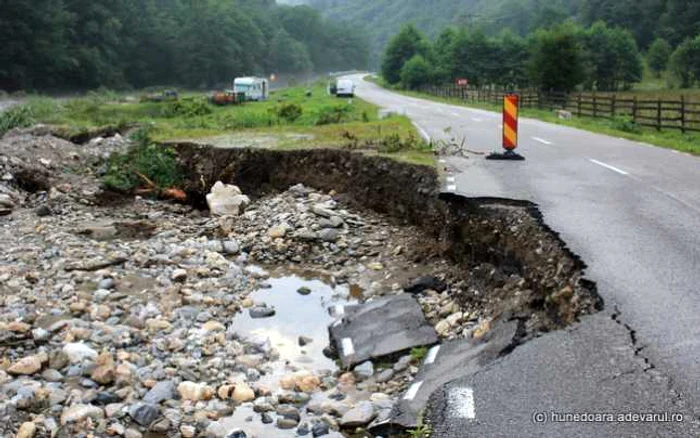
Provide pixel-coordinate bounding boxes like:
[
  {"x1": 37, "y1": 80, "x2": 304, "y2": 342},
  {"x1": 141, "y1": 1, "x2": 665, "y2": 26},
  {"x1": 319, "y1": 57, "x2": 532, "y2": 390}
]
[
  {"x1": 277, "y1": 103, "x2": 303, "y2": 123},
  {"x1": 0, "y1": 105, "x2": 35, "y2": 135},
  {"x1": 611, "y1": 116, "x2": 640, "y2": 133},
  {"x1": 315, "y1": 105, "x2": 352, "y2": 125},
  {"x1": 161, "y1": 98, "x2": 212, "y2": 118},
  {"x1": 378, "y1": 133, "x2": 425, "y2": 153},
  {"x1": 102, "y1": 125, "x2": 183, "y2": 192}
]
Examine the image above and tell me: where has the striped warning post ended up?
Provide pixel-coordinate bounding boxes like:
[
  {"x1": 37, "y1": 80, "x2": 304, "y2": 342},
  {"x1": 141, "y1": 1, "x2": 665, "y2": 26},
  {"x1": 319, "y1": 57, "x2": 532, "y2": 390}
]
[{"x1": 502, "y1": 95, "x2": 519, "y2": 150}]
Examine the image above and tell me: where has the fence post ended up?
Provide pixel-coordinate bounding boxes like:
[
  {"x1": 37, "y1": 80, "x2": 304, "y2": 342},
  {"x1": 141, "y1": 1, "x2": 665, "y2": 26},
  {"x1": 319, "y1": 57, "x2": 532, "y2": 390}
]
[
  {"x1": 632, "y1": 96, "x2": 637, "y2": 124},
  {"x1": 657, "y1": 99, "x2": 662, "y2": 131},
  {"x1": 577, "y1": 95, "x2": 581, "y2": 117},
  {"x1": 593, "y1": 93, "x2": 598, "y2": 118},
  {"x1": 611, "y1": 94, "x2": 616, "y2": 117},
  {"x1": 681, "y1": 95, "x2": 686, "y2": 134}
]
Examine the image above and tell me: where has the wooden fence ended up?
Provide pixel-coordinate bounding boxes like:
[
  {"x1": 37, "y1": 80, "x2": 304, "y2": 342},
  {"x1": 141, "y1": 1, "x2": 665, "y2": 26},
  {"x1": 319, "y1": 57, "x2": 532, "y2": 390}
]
[{"x1": 418, "y1": 84, "x2": 700, "y2": 133}]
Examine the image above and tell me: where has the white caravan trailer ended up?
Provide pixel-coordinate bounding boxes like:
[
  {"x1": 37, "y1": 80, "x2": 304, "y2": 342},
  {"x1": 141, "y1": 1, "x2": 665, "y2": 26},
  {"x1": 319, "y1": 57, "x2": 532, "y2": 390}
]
[
  {"x1": 336, "y1": 79, "x2": 355, "y2": 98},
  {"x1": 233, "y1": 77, "x2": 269, "y2": 101}
]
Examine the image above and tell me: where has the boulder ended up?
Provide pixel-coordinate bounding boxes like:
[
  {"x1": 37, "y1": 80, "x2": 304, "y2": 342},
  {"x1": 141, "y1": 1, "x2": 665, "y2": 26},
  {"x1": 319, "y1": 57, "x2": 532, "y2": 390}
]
[{"x1": 206, "y1": 181, "x2": 250, "y2": 216}]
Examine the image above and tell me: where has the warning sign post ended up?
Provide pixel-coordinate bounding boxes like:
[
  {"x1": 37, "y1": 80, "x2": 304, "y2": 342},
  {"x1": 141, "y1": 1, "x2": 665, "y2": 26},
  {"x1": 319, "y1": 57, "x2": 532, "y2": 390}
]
[{"x1": 487, "y1": 94, "x2": 525, "y2": 161}]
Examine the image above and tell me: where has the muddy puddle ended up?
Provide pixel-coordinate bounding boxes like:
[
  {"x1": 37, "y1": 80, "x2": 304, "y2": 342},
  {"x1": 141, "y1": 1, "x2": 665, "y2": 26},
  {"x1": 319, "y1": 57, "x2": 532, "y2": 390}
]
[{"x1": 215, "y1": 268, "x2": 362, "y2": 437}]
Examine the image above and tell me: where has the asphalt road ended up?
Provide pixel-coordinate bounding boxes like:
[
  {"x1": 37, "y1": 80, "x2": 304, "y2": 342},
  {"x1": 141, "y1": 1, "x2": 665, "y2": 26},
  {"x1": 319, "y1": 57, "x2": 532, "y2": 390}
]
[{"x1": 345, "y1": 74, "x2": 700, "y2": 436}]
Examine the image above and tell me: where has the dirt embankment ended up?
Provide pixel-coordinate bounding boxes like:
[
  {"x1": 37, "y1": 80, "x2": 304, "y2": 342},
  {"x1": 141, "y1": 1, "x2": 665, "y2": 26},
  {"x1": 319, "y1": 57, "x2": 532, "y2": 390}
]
[{"x1": 172, "y1": 143, "x2": 603, "y2": 340}]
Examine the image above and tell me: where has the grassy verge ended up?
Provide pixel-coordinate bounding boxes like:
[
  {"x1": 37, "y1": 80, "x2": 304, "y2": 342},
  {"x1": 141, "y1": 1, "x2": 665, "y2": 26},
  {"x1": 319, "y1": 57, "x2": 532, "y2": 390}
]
[
  {"x1": 3, "y1": 84, "x2": 434, "y2": 167},
  {"x1": 366, "y1": 75, "x2": 700, "y2": 155}
]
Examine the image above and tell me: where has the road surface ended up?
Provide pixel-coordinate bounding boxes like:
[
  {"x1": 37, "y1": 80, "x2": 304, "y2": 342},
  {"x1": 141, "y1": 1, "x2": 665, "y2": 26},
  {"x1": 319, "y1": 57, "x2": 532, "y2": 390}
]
[{"x1": 346, "y1": 74, "x2": 700, "y2": 436}]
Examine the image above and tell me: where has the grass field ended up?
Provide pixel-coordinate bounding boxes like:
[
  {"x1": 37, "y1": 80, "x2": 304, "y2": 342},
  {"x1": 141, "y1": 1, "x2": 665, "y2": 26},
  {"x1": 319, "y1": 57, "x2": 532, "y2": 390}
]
[
  {"x1": 2, "y1": 84, "x2": 433, "y2": 166},
  {"x1": 367, "y1": 76, "x2": 700, "y2": 155}
]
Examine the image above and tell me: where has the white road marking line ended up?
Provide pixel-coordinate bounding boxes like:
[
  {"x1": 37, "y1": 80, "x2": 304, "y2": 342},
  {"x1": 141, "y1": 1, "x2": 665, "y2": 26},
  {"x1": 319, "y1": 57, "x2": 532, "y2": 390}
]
[
  {"x1": 438, "y1": 159, "x2": 446, "y2": 164},
  {"x1": 413, "y1": 122, "x2": 431, "y2": 142},
  {"x1": 532, "y1": 137, "x2": 552, "y2": 145},
  {"x1": 424, "y1": 345, "x2": 440, "y2": 365},
  {"x1": 403, "y1": 381, "x2": 424, "y2": 400},
  {"x1": 446, "y1": 176, "x2": 456, "y2": 183},
  {"x1": 334, "y1": 304, "x2": 345, "y2": 316},
  {"x1": 471, "y1": 117, "x2": 483, "y2": 122},
  {"x1": 447, "y1": 184, "x2": 457, "y2": 192},
  {"x1": 341, "y1": 338, "x2": 354, "y2": 357},
  {"x1": 447, "y1": 387, "x2": 476, "y2": 419},
  {"x1": 451, "y1": 112, "x2": 461, "y2": 117},
  {"x1": 589, "y1": 159, "x2": 629, "y2": 176}
]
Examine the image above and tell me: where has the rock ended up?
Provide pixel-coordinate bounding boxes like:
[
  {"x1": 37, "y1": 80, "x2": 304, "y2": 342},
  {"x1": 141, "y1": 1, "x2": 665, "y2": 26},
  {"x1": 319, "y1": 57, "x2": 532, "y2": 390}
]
[
  {"x1": 404, "y1": 276, "x2": 447, "y2": 294},
  {"x1": 435, "y1": 319, "x2": 451, "y2": 336},
  {"x1": 354, "y1": 361, "x2": 374, "y2": 379},
  {"x1": 556, "y1": 109, "x2": 573, "y2": 120},
  {"x1": 447, "y1": 312, "x2": 463, "y2": 327},
  {"x1": 277, "y1": 418, "x2": 299, "y2": 429},
  {"x1": 297, "y1": 286, "x2": 312, "y2": 295},
  {"x1": 91, "y1": 353, "x2": 116, "y2": 384},
  {"x1": 294, "y1": 229, "x2": 317, "y2": 241},
  {"x1": 60, "y1": 404, "x2": 104, "y2": 425},
  {"x1": 129, "y1": 402, "x2": 160, "y2": 426},
  {"x1": 203, "y1": 320, "x2": 225, "y2": 332},
  {"x1": 8, "y1": 355, "x2": 42, "y2": 375},
  {"x1": 42, "y1": 369, "x2": 63, "y2": 382},
  {"x1": 144, "y1": 381, "x2": 176, "y2": 404},
  {"x1": 393, "y1": 355, "x2": 412, "y2": 372},
  {"x1": 312, "y1": 421, "x2": 330, "y2": 437},
  {"x1": 0, "y1": 194, "x2": 14, "y2": 213},
  {"x1": 375, "y1": 369, "x2": 394, "y2": 383},
  {"x1": 231, "y1": 383, "x2": 255, "y2": 403},
  {"x1": 267, "y1": 225, "x2": 289, "y2": 238},
  {"x1": 63, "y1": 343, "x2": 98, "y2": 363},
  {"x1": 298, "y1": 336, "x2": 313, "y2": 346},
  {"x1": 261, "y1": 412, "x2": 273, "y2": 424},
  {"x1": 16, "y1": 422, "x2": 37, "y2": 438},
  {"x1": 222, "y1": 240, "x2": 240, "y2": 255},
  {"x1": 171, "y1": 268, "x2": 187, "y2": 283},
  {"x1": 8, "y1": 321, "x2": 31, "y2": 332},
  {"x1": 180, "y1": 425, "x2": 196, "y2": 438},
  {"x1": 318, "y1": 228, "x2": 339, "y2": 242},
  {"x1": 297, "y1": 423, "x2": 310, "y2": 436},
  {"x1": 297, "y1": 375, "x2": 321, "y2": 393},
  {"x1": 178, "y1": 381, "x2": 214, "y2": 401},
  {"x1": 206, "y1": 181, "x2": 250, "y2": 216},
  {"x1": 124, "y1": 429, "x2": 143, "y2": 438},
  {"x1": 225, "y1": 429, "x2": 247, "y2": 438},
  {"x1": 249, "y1": 307, "x2": 275, "y2": 319},
  {"x1": 339, "y1": 401, "x2": 376, "y2": 428},
  {"x1": 277, "y1": 405, "x2": 301, "y2": 422},
  {"x1": 98, "y1": 278, "x2": 116, "y2": 290}
]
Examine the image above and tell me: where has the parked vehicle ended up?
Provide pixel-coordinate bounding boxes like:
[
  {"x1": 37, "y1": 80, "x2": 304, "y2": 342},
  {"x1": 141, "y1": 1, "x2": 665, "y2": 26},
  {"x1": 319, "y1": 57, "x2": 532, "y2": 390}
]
[
  {"x1": 233, "y1": 77, "x2": 269, "y2": 101},
  {"x1": 210, "y1": 90, "x2": 246, "y2": 106},
  {"x1": 336, "y1": 79, "x2": 355, "y2": 98}
]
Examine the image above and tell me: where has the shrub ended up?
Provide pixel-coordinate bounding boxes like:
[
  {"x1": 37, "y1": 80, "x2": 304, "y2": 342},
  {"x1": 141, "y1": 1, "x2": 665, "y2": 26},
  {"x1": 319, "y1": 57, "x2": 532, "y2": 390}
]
[
  {"x1": 277, "y1": 103, "x2": 303, "y2": 123},
  {"x1": 0, "y1": 105, "x2": 35, "y2": 135},
  {"x1": 102, "y1": 125, "x2": 183, "y2": 192},
  {"x1": 611, "y1": 116, "x2": 640, "y2": 134},
  {"x1": 315, "y1": 105, "x2": 352, "y2": 125},
  {"x1": 161, "y1": 98, "x2": 212, "y2": 118}
]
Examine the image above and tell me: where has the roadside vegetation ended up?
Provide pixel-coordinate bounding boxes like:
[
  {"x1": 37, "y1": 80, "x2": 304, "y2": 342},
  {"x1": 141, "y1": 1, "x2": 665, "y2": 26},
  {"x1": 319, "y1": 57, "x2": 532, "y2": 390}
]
[
  {"x1": 1, "y1": 83, "x2": 433, "y2": 192},
  {"x1": 369, "y1": 76, "x2": 700, "y2": 155}
]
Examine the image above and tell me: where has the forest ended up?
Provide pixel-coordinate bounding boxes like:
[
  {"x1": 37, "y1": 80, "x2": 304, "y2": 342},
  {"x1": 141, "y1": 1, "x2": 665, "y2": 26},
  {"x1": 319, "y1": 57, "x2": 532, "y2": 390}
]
[
  {"x1": 307, "y1": 0, "x2": 700, "y2": 72},
  {"x1": 0, "y1": 0, "x2": 369, "y2": 92}
]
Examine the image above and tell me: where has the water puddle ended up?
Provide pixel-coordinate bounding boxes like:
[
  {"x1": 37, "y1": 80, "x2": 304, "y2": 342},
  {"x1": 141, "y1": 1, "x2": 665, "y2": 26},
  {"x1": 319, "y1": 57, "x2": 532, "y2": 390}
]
[
  {"x1": 214, "y1": 268, "x2": 361, "y2": 437},
  {"x1": 231, "y1": 269, "x2": 357, "y2": 373}
]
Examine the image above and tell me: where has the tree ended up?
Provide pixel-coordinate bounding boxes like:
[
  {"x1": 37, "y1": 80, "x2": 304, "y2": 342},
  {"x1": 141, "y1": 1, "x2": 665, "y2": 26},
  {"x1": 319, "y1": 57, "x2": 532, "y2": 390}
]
[
  {"x1": 445, "y1": 28, "x2": 498, "y2": 88},
  {"x1": 381, "y1": 24, "x2": 429, "y2": 85},
  {"x1": 528, "y1": 22, "x2": 586, "y2": 92},
  {"x1": 400, "y1": 55, "x2": 433, "y2": 89},
  {"x1": 583, "y1": 22, "x2": 643, "y2": 91},
  {"x1": 647, "y1": 38, "x2": 672, "y2": 78},
  {"x1": 669, "y1": 37, "x2": 700, "y2": 88}
]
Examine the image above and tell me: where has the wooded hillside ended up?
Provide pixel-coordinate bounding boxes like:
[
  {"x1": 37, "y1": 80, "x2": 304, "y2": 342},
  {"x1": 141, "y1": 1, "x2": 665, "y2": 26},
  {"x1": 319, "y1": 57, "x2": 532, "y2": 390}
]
[{"x1": 0, "y1": 0, "x2": 369, "y2": 91}]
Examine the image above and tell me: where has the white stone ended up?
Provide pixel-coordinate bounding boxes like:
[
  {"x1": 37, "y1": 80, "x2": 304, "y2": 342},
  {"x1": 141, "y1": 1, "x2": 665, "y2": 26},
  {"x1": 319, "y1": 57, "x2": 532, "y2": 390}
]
[{"x1": 206, "y1": 181, "x2": 250, "y2": 216}]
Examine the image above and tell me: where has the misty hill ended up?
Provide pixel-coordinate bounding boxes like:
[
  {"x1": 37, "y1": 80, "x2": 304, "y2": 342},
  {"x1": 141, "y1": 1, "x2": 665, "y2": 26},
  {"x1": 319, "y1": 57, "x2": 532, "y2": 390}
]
[{"x1": 303, "y1": 0, "x2": 698, "y2": 67}]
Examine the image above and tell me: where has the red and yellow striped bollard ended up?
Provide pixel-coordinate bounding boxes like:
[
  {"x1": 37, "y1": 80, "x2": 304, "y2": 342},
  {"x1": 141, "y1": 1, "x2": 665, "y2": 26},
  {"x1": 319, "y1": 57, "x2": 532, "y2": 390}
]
[{"x1": 502, "y1": 94, "x2": 519, "y2": 150}]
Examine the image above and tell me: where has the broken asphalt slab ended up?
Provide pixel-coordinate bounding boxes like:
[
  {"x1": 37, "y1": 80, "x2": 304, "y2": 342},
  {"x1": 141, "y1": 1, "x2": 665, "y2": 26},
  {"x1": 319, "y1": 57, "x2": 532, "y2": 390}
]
[
  {"x1": 369, "y1": 319, "x2": 520, "y2": 435},
  {"x1": 328, "y1": 294, "x2": 438, "y2": 368},
  {"x1": 426, "y1": 312, "x2": 700, "y2": 438}
]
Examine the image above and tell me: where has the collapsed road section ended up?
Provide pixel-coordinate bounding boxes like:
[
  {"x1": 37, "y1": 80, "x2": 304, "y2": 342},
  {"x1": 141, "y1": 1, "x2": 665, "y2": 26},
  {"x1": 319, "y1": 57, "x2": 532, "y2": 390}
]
[{"x1": 0, "y1": 128, "x2": 600, "y2": 438}]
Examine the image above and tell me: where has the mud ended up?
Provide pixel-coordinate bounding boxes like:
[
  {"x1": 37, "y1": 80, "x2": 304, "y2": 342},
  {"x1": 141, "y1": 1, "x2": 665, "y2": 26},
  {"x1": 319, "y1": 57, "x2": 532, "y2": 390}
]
[{"x1": 171, "y1": 144, "x2": 602, "y2": 342}]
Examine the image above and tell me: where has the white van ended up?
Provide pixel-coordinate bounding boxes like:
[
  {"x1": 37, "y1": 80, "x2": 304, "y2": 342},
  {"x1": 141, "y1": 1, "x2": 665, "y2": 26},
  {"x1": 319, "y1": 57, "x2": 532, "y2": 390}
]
[
  {"x1": 233, "y1": 77, "x2": 269, "y2": 101},
  {"x1": 336, "y1": 79, "x2": 355, "y2": 98}
]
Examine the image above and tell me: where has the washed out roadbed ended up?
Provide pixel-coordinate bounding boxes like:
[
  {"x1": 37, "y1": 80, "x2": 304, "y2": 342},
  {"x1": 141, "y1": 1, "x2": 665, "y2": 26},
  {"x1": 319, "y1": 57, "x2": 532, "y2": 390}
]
[{"x1": 0, "y1": 128, "x2": 600, "y2": 437}]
